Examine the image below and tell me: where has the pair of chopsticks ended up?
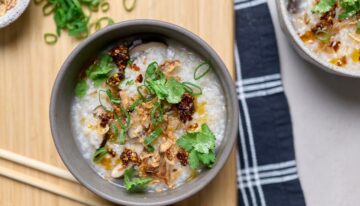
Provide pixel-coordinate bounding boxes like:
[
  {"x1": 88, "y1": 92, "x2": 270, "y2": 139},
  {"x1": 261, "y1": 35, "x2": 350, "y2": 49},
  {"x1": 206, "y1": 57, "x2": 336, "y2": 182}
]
[{"x1": 0, "y1": 149, "x2": 111, "y2": 206}]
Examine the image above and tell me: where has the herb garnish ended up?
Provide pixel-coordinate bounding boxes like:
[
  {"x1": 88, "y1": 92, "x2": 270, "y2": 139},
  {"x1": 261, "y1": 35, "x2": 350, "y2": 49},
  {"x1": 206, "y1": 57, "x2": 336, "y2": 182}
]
[
  {"x1": 86, "y1": 54, "x2": 116, "y2": 87},
  {"x1": 44, "y1": 33, "x2": 58, "y2": 45},
  {"x1": 312, "y1": 0, "x2": 360, "y2": 20},
  {"x1": 124, "y1": 166, "x2": 152, "y2": 192},
  {"x1": 126, "y1": 80, "x2": 135, "y2": 86},
  {"x1": 176, "y1": 124, "x2": 216, "y2": 169},
  {"x1": 150, "y1": 101, "x2": 164, "y2": 125},
  {"x1": 144, "y1": 62, "x2": 187, "y2": 104},
  {"x1": 194, "y1": 61, "x2": 211, "y2": 80},
  {"x1": 144, "y1": 128, "x2": 163, "y2": 145},
  {"x1": 182, "y1": 82, "x2": 202, "y2": 96},
  {"x1": 98, "y1": 90, "x2": 112, "y2": 111},
  {"x1": 75, "y1": 80, "x2": 88, "y2": 97},
  {"x1": 312, "y1": 0, "x2": 336, "y2": 13},
  {"x1": 106, "y1": 89, "x2": 120, "y2": 104},
  {"x1": 315, "y1": 30, "x2": 332, "y2": 43},
  {"x1": 93, "y1": 146, "x2": 108, "y2": 162}
]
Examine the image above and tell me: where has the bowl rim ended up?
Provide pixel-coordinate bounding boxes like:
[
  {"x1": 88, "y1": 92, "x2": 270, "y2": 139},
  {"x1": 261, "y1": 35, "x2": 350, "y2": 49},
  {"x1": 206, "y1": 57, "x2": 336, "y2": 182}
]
[
  {"x1": 276, "y1": 0, "x2": 360, "y2": 78},
  {"x1": 0, "y1": 0, "x2": 30, "y2": 28},
  {"x1": 50, "y1": 19, "x2": 238, "y2": 206}
]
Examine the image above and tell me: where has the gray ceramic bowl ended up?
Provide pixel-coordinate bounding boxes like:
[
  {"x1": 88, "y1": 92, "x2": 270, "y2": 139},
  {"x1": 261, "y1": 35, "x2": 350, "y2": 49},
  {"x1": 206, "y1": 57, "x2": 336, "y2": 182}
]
[
  {"x1": 276, "y1": 0, "x2": 360, "y2": 78},
  {"x1": 50, "y1": 19, "x2": 238, "y2": 206}
]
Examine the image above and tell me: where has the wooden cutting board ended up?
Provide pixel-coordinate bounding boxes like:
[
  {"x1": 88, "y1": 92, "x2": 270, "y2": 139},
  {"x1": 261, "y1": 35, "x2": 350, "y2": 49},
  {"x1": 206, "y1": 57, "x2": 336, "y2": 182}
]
[{"x1": 0, "y1": 0, "x2": 236, "y2": 205}]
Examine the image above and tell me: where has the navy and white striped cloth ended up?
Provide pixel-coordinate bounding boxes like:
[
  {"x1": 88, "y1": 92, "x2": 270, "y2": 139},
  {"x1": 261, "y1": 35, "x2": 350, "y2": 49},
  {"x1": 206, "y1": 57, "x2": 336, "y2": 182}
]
[{"x1": 234, "y1": 0, "x2": 306, "y2": 205}]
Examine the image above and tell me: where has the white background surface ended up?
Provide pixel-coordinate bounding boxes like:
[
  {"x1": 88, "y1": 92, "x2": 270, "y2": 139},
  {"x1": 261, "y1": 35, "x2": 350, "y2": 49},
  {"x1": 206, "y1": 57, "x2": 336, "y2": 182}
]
[{"x1": 267, "y1": 1, "x2": 360, "y2": 206}]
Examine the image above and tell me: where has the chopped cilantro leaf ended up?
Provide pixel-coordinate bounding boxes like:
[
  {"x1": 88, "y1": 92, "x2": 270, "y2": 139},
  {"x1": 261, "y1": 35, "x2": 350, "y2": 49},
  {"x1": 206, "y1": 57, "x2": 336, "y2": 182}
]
[
  {"x1": 189, "y1": 150, "x2": 200, "y2": 169},
  {"x1": 176, "y1": 124, "x2": 216, "y2": 169},
  {"x1": 75, "y1": 80, "x2": 88, "y2": 97},
  {"x1": 176, "y1": 133, "x2": 196, "y2": 152},
  {"x1": 86, "y1": 54, "x2": 116, "y2": 86},
  {"x1": 164, "y1": 78, "x2": 185, "y2": 104},
  {"x1": 143, "y1": 62, "x2": 186, "y2": 104},
  {"x1": 312, "y1": 0, "x2": 336, "y2": 13},
  {"x1": 92, "y1": 146, "x2": 107, "y2": 162},
  {"x1": 124, "y1": 167, "x2": 152, "y2": 192},
  {"x1": 339, "y1": 0, "x2": 360, "y2": 19},
  {"x1": 197, "y1": 151, "x2": 216, "y2": 168},
  {"x1": 193, "y1": 124, "x2": 216, "y2": 154}
]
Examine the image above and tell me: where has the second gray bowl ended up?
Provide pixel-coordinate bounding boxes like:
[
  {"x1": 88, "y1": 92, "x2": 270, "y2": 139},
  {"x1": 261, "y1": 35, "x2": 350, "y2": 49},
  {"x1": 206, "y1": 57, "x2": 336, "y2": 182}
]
[{"x1": 50, "y1": 19, "x2": 238, "y2": 206}]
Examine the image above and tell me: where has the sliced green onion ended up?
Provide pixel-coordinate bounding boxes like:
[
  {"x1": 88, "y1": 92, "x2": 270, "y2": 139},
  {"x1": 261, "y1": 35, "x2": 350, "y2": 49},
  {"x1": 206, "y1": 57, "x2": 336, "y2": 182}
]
[
  {"x1": 315, "y1": 30, "x2": 331, "y2": 43},
  {"x1": 150, "y1": 101, "x2": 164, "y2": 125},
  {"x1": 123, "y1": 0, "x2": 136, "y2": 12},
  {"x1": 34, "y1": 0, "x2": 44, "y2": 5},
  {"x1": 98, "y1": 90, "x2": 112, "y2": 111},
  {"x1": 126, "y1": 80, "x2": 134, "y2": 86},
  {"x1": 137, "y1": 85, "x2": 154, "y2": 102},
  {"x1": 119, "y1": 128, "x2": 126, "y2": 144},
  {"x1": 194, "y1": 61, "x2": 211, "y2": 80},
  {"x1": 114, "y1": 107, "x2": 130, "y2": 145},
  {"x1": 120, "y1": 105, "x2": 131, "y2": 129},
  {"x1": 144, "y1": 128, "x2": 163, "y2": 145},
  {"x1": 100, "y1": 1, "x2": 110, "y2": 12},
  {"x1": 356, "y1": 22, "x2": 360, "y2": 34},
  {"x1": 93, "y1": 147, "x2": 107, "y2": 162},
  {"x1": 114, "y1": 113, "x2": 125, "y2": 128},
  {"x1": 106, "y1": 89, "x2": 120, "y2": 104},
  {"x1": 128, "y1": 98, "x2": 142, "y2": 112},
  {"x1": 44, "y1": 33, "x2": 58, "y2": 45},
  {"x1": 42, "y1": 3, "x2": 55, "y2": 16},
  {"x1": 127, "y1": 59, "x2": 134, "y2": 66},
  {"x1": 182, "y1": 82, "x2": 202, "y2": 96},
  {"x1": 95, "y1": 17, "x2": 114, "y2": 31},
  {"x1": 111, "y1": 122, "x2": 119, "y2": 136},
  {"x1": 146, "y1": 145, "x2": 155, "y2": 153}
]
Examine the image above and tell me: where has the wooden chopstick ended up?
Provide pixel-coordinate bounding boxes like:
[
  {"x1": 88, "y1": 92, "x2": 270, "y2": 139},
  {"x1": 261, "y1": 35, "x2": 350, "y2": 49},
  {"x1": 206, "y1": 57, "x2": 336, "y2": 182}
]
[
  {"x1": 0, "y1": 166, "x2": 109, "y2": 206},
  {"x1": 0, "y1": 149, "x2": 77, "y2": 182}
]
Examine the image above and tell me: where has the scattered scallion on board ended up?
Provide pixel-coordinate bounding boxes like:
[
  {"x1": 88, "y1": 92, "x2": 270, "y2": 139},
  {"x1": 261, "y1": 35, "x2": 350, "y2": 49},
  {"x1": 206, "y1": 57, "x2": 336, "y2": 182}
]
[
  {"x1": 123, "y1": 0, "x2": 136, "y2": 12},
  {"x1": 35, "y1": 0, "x2": 137, "y2": 45}
]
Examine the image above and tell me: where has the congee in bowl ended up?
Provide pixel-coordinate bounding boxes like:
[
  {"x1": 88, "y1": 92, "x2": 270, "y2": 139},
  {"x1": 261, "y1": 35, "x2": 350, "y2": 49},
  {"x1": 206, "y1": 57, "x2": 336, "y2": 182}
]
[
  {"x1": 71, "y1": 38, "x2": 226, "y2": 192},
  {"x1": 285, "y1": 0, "x2": 360, "y2": 73},
  {"x1": 50, "y1": 20, "x2": 238, "y2": 205}
]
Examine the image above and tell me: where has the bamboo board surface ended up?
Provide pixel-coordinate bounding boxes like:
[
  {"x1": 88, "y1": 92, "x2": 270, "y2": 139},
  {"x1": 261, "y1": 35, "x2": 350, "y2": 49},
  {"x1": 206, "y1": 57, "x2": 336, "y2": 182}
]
[{"x1": 0, "y1": 0, "x2": 236, "y2": 205}]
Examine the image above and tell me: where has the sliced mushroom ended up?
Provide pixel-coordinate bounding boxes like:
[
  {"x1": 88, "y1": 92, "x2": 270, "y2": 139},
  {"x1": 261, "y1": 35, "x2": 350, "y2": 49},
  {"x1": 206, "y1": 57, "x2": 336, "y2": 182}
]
[
  {"x1": 130, "y1": 42, "x2": 167, "y2": 56},
  {"x1": 111, "y1": 163, "x2": 127, "y2": 178}
]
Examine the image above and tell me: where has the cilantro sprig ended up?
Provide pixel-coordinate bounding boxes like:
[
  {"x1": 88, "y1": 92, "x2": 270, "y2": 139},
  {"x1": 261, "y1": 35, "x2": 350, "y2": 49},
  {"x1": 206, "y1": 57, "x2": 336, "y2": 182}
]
[
  {"x1": 75, "y1": 79, "x2": 88, "y2": 97},
  {"x1": 144, "y1": 61, "x2": 202, "y2": 104},
  {"x1": 75, "y1": 54, "x2": 116, "y2": 97},
  {"x1": 176, "y1": 124, "x2": 216, "y2": 169},
  {"x1": 312, "y1": 0, "x2": 360, "y2": 20},
  {"x1": 86, "y1": 54, "x2": 116, "y2": 86},
  {"x1": 124, "y1": 167, "x2": 152, "y2": 192},
  {"x1": 312, "y1": 0, "x2": 336, "y2": 13}
]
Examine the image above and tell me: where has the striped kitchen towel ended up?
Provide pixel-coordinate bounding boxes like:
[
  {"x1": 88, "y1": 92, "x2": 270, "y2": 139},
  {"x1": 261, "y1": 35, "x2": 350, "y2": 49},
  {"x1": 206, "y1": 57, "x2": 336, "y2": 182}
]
[{"x1": 234, "y1": 0, "x2": 306, "y2": 206}]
